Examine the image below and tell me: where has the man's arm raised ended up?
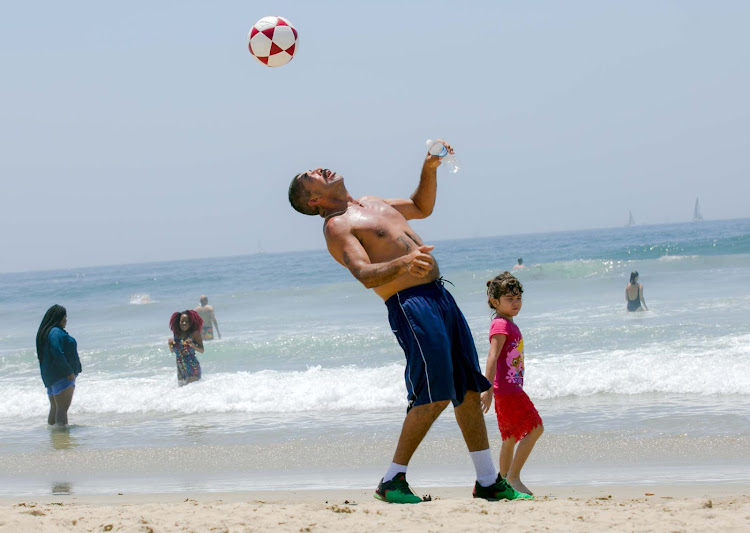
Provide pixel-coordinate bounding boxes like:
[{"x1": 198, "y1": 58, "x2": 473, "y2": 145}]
[
  {"x1": 325, "y1": 218, "x2": 434, "y2": 289},
  {"x1": 386, "y1": 140, "x2": 452, "y2": 220}
]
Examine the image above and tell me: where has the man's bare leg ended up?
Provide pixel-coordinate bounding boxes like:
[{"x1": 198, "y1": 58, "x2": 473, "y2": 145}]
[
  {"x1": 453, "y1": 391, "x2": 490, "y2": 451},
  {"x1": 453, "y1": 390, "x2": 501, "y2": 489},
  {"x1": 391, "y1": 400, "x2": 449, "y2": 465},
  {"x1": 375, "y1": 401, "x2": 449, "y2": 503}
]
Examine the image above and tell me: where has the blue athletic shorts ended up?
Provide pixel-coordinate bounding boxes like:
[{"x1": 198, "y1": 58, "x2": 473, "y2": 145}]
[
  {"x1": 46, "y1": 376, "x2": 76, "y2": 396},
  {"x1": 386, "y1": 280, "x2": 491, "y2": 412}
]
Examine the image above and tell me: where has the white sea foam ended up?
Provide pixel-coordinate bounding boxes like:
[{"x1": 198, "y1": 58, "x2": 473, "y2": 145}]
[
  {"x1": 5, "y1": 333, "x2": 749, "y2": 422},
  {"x1": 1, "y1": 364, "x2": 407, "y2": 420},
  {"x1": 529, "y1": 334, "x2": 750, "y2": 398},
  {"x1": 128, "y1": 293, "x2": 156, "y2": 305},
  {"x1": 658, "y1": 254, "x2": 700, "y2": 262}
]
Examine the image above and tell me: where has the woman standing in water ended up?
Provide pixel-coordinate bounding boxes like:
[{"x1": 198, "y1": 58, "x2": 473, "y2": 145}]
[
  {"x1": 36, "y1": 304, "x2": 82, "y2": 426},
  {"x1": 625, "y1": 271, "x2": 648, "y2": 312},
  {"x1": 168, "y1": 310, "x2": 204, "y2": 386}
]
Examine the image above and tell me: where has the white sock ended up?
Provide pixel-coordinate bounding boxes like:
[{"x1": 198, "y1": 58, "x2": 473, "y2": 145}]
[
  {"x1": 470, "y1": 449, "x2": 498, "y2": 487},
  {"x1": 383, "y1": 462, "x2": 408, "y2": 483}
]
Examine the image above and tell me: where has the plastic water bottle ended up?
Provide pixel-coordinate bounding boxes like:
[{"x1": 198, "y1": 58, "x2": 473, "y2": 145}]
[{"x1": 425, "y1": 139, "x2": 460, "y2": 174}]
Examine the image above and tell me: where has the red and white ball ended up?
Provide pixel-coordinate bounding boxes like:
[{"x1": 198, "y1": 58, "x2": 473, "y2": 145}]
[{"x1": 247, "y1": 16, "x2": 298, "y2": 67}]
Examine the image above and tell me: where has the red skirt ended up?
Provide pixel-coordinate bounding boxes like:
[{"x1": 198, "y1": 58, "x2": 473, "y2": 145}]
[{"x1": 494, "y1": 390, "x2": 542, "y2": 441}]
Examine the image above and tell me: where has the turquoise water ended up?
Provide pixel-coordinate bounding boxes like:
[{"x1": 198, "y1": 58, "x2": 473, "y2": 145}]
[{"x1": 1, "y1": 219, "x2": 749, "y2": 495}]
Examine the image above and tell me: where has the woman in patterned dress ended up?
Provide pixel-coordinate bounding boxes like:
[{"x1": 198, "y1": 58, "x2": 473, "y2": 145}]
[{"x1": 168, "y1": 310, "x2": 204, "y2": 386}]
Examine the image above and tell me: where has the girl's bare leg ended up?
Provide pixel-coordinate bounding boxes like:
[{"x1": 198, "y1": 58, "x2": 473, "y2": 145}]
[
  {"x1": 499, "y1": 436, "x2": 516, "y2": 478},
  {"x1": 506, "y1": 424, "x2": 543, "y2": 494}
]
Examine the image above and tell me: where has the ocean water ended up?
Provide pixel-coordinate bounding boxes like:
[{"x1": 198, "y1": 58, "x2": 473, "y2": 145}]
[{"x1": 1, "y1": 219, "x2": 749, "y2": 496}]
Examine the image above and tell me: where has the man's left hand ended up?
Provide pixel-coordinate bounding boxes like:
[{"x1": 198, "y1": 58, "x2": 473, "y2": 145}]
[{"x1": 424, "y1": 139, "x2": 454, "y2": 169}]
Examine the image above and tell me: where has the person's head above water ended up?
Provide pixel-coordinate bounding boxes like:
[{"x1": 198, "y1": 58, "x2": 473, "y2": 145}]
[
  {"x1": 199, "y1": 295, "x2": 208, "y2": 306},
  {"x1": 169, "y1": 310, "x2": 203, "y2": 336},
  {"x1": 288, "y1": 168, "x2": 347, "y2": 217},
  {"x1": 517, "y1": 258, "x2": 523, "y2": 265},
  {"x1": 630, "y1": 271, "x2": 639, "y2": 284}
]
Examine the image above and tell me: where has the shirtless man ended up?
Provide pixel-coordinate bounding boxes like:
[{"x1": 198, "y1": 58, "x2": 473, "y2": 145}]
[
  {"x1": 288, "y1": 140, "x2": 527, "y2": 503},
  {"x1": 194, "y1": 295, "x2": 221, "y2": 340}
]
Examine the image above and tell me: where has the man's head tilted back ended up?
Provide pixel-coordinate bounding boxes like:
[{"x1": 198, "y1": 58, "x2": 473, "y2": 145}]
[{"x1": 288, "y1": 172, "x2": 319, "y2": 216}]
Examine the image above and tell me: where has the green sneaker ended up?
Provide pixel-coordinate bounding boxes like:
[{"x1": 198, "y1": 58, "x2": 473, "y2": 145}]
[
  {"x1": 374, "y1": 472, "x2": 423, "y2": 504},
  {"x1": 473, "y1": 474, "x2": 534, "y2": 501}
]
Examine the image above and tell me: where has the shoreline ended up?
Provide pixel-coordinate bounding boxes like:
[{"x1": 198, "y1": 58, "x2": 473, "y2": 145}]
[
  {"x1": 2, "y1": 483, "x2": 748, "y2": 504},
  {"x1": 1, "y1": 485, "x2": 748, "y2": 532}
]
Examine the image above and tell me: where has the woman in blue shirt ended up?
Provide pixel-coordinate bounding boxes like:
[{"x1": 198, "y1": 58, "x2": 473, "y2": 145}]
[{"x1": 35, "y1": 304, "x2": 82, "y2": 426}]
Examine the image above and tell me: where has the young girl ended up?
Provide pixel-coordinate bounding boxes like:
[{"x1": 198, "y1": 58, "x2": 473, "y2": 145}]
[
  {"x1": 481, "y1": 272, "x2": 543, "y2": 497},
  {"x1": 168, "y1": 310, "x2": 204, "y2": 386}
]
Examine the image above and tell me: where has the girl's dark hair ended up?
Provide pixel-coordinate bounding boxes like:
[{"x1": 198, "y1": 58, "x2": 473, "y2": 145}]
[
  {"x1": 630, "y1": 271, "x2": 639, "y2": 284},
  {"x1": 36, "y1": 304, "x2": 67, "y2": 361},
  {"x1": 486, "y1": 271, "x2": 523, "y2": 311},
  {"x1": 169, "y1": 310, "x2": 203, "y2": 336}
]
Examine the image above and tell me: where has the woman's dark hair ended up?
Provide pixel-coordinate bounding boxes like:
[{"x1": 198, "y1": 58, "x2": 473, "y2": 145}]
[
  {"x1": 169, "y1": 310, "x2": 204, "y2": 337},
  {"x1": 486, "y1": 271, "x2": 523, "y2": 312},
  {"x1": 630, "y1": 271, "x2": 639, "y2": 284},
  {"x1": 36, "y1": 304, "x2": 66, "y2": 361}
]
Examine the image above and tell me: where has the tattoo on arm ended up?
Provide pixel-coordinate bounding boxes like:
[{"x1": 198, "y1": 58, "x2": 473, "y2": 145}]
[
  {"x1": 397, "y1": 235, "x2": 412, "y2": 252},
  {"x1": 342, "y1": 251, "x2": 351, "y2": 266}
]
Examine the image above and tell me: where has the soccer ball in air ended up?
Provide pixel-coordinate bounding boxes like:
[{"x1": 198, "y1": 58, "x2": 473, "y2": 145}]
[{"x1": 248, "y1": 16, "x2": 298, "y2": 67}]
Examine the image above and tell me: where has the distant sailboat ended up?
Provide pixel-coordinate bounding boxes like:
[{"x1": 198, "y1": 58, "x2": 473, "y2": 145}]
[
  {"x1": 625, "y1": 210, "x2": 636, "y2": 227},
  {"x1": 693, "y1": 198, "x2": 703, "y2": 222}
]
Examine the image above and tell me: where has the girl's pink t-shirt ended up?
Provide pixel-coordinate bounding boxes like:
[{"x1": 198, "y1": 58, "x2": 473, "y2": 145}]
[{"x1": 489, "y1": 317, "x2": 524, "y2": 395}]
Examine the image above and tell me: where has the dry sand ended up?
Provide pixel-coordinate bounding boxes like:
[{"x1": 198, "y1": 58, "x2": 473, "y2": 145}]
[{"x1": 1, "y1": 484, "x2": 748, "y2": 532}]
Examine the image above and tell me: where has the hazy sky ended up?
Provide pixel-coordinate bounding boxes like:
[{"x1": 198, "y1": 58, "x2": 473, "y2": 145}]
[{"x1": 2, "y1": 1, "x2": 748, "y2": 273}]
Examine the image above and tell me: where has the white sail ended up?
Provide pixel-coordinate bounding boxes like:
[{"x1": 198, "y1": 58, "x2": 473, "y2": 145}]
[
  {"x1": 626, "y1": 210, "x2": 635, "y2": 227},
  {"x1": 693, "y1": 198, "x2": 703, "y2": 222}
]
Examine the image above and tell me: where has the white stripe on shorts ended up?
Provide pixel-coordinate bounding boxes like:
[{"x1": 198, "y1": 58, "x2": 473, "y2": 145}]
[{"x1": 396, "y1": 292, "x2": 432, "y2": 404}]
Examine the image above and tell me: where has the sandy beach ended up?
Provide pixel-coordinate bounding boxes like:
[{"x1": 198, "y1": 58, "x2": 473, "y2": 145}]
[{"x1": 1, "y1": 484, "x2": 748, "y2": 532}]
